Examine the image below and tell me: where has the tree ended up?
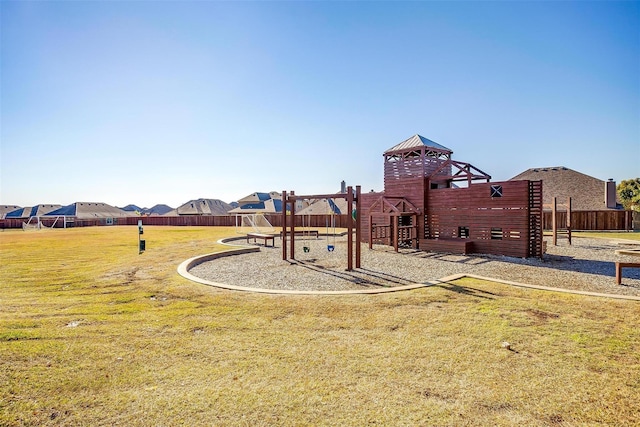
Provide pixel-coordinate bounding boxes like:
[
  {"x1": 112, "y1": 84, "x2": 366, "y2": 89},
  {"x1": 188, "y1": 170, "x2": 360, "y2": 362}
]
[{"x1": 617, "y1": 178, "x2": 640, "y2": 211}]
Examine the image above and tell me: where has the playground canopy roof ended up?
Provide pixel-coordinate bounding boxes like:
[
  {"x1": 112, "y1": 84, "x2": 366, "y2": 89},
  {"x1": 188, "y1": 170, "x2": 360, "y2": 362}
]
[{"x1": 384, "y1": 134, "x2": 453, "y2": 155}]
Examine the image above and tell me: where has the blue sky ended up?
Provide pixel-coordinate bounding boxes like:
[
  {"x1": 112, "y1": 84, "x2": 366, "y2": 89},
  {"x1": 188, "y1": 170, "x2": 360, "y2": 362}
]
[{"x1": 2, "y1": 1, "x2": 638, "y2": 208}]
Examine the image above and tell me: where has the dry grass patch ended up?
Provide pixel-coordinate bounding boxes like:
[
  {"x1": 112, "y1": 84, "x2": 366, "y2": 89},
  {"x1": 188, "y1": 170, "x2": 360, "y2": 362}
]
[{"x1": 1, "y1": 227, "x2": 639, "y2": 426}]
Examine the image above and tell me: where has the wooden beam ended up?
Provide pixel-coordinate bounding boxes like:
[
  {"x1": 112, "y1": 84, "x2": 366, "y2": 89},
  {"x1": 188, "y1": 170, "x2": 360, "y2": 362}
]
[
  {"x1": 368, "y1": 215, "x2": 373, "y2": 250},
  {"x1": 347, "y1": 186, "x2": 353, "y2": 271},
  {"x1": 567, "y1": 197, "x2": 572, "y2": 245},
  {"x1": 552, "y1": 197, "x2": 557, "y2": 246},
  {"x1": 285, "y1": 192, "x2": 358, "y2": 202},
  {"x1": 282, "y1": 191, "x2": 287, "y2": 261},
  {"x1": 393, "y1": 217, "x2": 398, "y2": 252},
  {"x1": 290, "y1": 191, "x2": 295, "y2": 260},
  {"x1": 356, "y1": 185, "x2": 361, "y2": 269}
]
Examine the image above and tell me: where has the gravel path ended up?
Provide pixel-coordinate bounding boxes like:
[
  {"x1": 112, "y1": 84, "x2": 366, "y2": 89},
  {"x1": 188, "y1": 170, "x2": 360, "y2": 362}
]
[{"x1": 188, "y1": 235, "x2": 640, "y2": 297}]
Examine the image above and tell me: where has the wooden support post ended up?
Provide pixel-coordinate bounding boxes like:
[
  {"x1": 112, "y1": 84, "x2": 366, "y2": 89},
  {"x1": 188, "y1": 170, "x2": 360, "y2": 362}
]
[
  {"x1": 393, "y1": 215, "x2": 399, "y2": 252},
  {"x1": 290, "y1": 191, "x2": 295, "y2": 260},
  {"x1": 347, "y1": 185, "x2": 353, "y2": 271},
  {"x1": 552, "y1": 197, "x2": 558, "y2": 246},
  {"x1": 282, "y1": 191, "x2": 287, "y2": 261},
  {"x1": 368, "y1": 215, "x2": 373, "y2": 250},
  {"x1": 355, "y1": 185, "x2": 361, "y2": 269},
  {"x1": 567, "y1": 197, "x2": 572, "y2": 245}
]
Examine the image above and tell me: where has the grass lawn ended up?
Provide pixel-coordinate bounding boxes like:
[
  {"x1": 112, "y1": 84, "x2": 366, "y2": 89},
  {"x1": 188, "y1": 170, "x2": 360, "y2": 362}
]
[
  {"x1": 1, "y1": 226, "x2": 639, "y2": 426},
  {"x1": 571, "y1": 231, "x2": 640, "y2": 241}
]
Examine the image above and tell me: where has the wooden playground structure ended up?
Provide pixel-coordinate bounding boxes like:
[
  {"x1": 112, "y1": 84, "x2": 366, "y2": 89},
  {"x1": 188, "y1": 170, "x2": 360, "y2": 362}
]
[
  {"x1": 278, "y1": 135, "x2": 545, "y2": 262},
  {"x1": 360, "y1": 135, "x2": 545, "y2": 258}
]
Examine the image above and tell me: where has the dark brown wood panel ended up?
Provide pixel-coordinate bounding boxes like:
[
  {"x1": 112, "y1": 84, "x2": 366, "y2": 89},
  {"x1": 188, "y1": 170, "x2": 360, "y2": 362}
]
[{"x1": 424, "y1": 180, "x2": 542, "y2": 257}]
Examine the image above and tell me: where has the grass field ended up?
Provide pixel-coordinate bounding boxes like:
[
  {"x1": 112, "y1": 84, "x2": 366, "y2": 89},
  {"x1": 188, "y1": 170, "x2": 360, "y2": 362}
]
[
  {"x1": 1, "y1": 226, "x2": 639, "y2": 426},
  {"x1": 571, "y1": 231, "x2": 640, "y2": 241}
]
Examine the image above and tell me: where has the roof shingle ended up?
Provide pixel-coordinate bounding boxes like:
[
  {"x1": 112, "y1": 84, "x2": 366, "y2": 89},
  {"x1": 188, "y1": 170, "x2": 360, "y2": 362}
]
[{"x1": 510, "y1": 166, "x2": 620, "y2": 211}]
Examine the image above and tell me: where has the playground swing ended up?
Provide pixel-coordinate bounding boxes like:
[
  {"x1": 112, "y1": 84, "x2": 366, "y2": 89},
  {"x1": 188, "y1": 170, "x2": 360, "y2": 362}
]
[
  {"x1": 327, "y1": 199, "x2": 337, "y2": 252},
  {"x1": 303, "y1": 212, "x2": 311, "y2": 253}
]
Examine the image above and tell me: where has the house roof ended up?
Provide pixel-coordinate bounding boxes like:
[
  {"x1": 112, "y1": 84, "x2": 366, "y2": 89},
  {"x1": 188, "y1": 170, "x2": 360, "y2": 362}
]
[
  {"x1": 5, "y1": 204, "x2": 62, "y2": 218},
  {"x1": 146, "y1": 204, "x2": 173, "y2": 216},
  {"x1": 296, "y1": 198, "x2": 350, "y2": 216},
  {"x1": 174, "y1": 199, "x2": 233, "y2": 215},
  {"x1": 45, "y1": 202, "x2": 132, "y2": 218},
  {"x1": 0, "y1": 205, "x2": 21, "y2": 219},
  {"x1": 228, "y1": 191, "x2": 284, "y2": 214},
  {"x1": 236, "y1": 191, "x2": 281, "y2": 204},
  {"x1": 510, "y1": 166, "x2": 620, "y2": 211},
  {"x1": 228, "y1": 198, "x2": 283, "y2": 214},
  {"x1": 385, "y1": 134, "x2": 453, "y2": 155}
]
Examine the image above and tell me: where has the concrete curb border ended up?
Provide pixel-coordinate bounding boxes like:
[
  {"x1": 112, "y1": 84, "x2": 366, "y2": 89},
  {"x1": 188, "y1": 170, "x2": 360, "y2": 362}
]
[{"x1": 177, "y1": 247, "x2": 434, "y2": 295}]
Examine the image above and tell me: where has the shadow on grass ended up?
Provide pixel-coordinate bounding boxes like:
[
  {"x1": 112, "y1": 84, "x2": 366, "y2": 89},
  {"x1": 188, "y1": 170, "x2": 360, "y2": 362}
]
[{"x1": 431, "y1": 281, "x2": 497, "y2": 300}]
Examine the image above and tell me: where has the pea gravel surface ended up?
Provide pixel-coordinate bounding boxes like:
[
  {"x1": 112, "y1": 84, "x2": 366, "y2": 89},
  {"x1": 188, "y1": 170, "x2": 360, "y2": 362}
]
[{"x1": 188, "y1": 235, "x2": 640, "y2": 297}]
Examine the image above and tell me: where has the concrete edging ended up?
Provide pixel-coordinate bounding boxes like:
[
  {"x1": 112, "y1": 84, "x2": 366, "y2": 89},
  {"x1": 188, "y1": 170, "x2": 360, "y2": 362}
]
[{"x1": 177, "y1": 238, "x2": 640, "y2": 300}]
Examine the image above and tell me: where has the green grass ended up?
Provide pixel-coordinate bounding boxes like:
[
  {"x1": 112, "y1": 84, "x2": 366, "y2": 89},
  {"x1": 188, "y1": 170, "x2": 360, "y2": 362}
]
[
  {"x1": 1, "y1": 227, "x2": 639, "y2": 426},
  {"x1": 572, "y1": 231, "x2": 640, "y2": 241}
]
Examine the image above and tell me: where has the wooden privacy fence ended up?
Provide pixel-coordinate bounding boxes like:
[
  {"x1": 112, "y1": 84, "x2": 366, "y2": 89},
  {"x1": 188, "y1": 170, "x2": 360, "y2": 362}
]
[
  {"x1": 0, "y1": 214, "x2": 352, "y2": 229},
  {"x1": 542, "y1": 210, "x2": 633, "y2": 231},
  {"x1": 1, "y1": 211, "x2": 635, "y2": 231}
]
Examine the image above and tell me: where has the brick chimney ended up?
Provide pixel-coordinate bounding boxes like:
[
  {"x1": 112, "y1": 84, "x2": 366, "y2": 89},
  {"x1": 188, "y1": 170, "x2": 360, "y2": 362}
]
[{"x1": 605, "y1": 179, "x2": 617, "y2": 209}]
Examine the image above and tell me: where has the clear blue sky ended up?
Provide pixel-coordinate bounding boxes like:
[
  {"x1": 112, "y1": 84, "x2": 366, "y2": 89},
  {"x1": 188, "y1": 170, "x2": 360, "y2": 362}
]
[{"x1": 2, "y1": 1, "x2": 638, "y2": 208}]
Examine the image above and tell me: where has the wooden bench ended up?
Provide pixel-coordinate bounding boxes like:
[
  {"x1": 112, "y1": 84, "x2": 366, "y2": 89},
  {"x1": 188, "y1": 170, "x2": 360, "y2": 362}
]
[
  {"x1": 419, "y1": 238, "x2": 474, "y2": 255},
  {"x1": 615, "y1": 262, "x2": 640, "y2": 285},
  {"x1": 280, "y1": 230, "x2": 319, "y2": 238},
  {"x1": 246, "y1": 233, "x2": 275, "y2": 247}
]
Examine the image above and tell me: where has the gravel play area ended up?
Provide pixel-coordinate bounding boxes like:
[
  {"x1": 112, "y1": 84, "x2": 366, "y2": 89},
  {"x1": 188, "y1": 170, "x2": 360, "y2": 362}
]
[{"x1": 188, "y1": 235, "x2": 640, "y2": 297}]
